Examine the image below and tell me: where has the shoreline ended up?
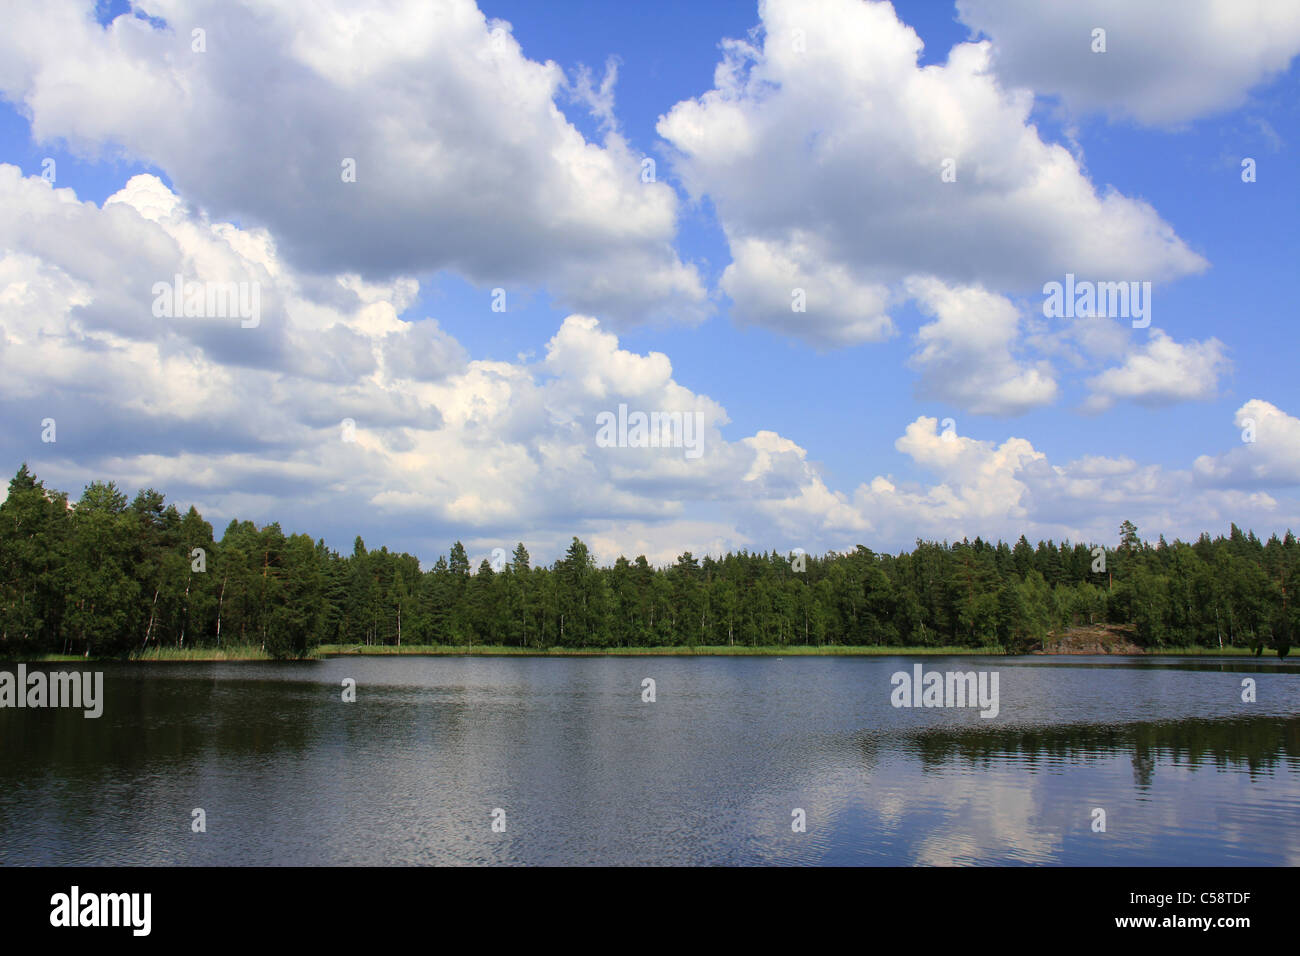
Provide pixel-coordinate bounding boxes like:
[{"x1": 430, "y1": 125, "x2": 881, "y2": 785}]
[{"x1": 1, "y1": 643, "x2": 1271, "y2": 662}]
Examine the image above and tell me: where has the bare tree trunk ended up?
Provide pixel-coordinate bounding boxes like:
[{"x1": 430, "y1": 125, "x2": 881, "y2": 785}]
[
  {"x1": 216, "y1": 573, "x2": 227, "y2": 647},
  {"x1": 261, "y1": 550, "x2": 269, "y2": 651},
  {"x1": 180, "y1": 571, "x2": 192, "y2": 649},
  {"x1": 84, "y1": 601, "x2": 94, "y2": 658},
  {"x1": 142, "y1": 588, "x2": 159, "y2": 651}
]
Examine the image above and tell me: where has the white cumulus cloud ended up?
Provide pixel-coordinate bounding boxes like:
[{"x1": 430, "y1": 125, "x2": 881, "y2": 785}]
[
  {"x1": 1194, "y1": 399, "x2": 1300, "y2": 487},
  {"x1": 957, "y1": 0, "x2": 1300, "y2": 125},
  {"x1": 658, "y1": 0, "x2": 1208, "y2": 352},
  {"x1": 1083, "y1": 329, "x2": 1230, "y2": 411},
  {"x1": 0, "y1": 0, "x2": 705, "y2": 324}
]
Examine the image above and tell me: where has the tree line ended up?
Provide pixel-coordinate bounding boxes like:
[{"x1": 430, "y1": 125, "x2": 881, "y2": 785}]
[{"x1": 0, "y1": 465, "x2": 1295, "y2": 657}]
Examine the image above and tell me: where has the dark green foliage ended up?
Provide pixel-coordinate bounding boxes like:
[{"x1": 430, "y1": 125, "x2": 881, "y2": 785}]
[{"x1": 1, "y1": 467, "x2": 1296, "y2": 656}]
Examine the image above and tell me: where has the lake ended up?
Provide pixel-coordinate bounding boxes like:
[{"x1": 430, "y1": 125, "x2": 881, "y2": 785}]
[{"x1": 1, "y1": 655, "x2": 1297, "y2": 865}]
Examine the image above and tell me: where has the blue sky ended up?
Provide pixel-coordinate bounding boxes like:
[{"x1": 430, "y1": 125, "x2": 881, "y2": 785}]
[{"x1": 1, "y1": 0, "x2": 1298, "y2": 566}]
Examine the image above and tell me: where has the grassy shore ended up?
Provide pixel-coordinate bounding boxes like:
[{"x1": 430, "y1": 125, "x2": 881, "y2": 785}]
[
  {"x1": 316, "y1": 643, "x2": 1280, "y2": 658},
  {"x1": 313, "y1": 642, "x2": 1015, "y2": 657},
  {"x1": 1149, "y1": 645, "x2": 1259, "y2": 656},
  {"x1": 131, "y1": 645, "x2": 281, "y2": 661},
  {"x1": 5, "y1": 645, "x2": 286, "y2": 662},
  {"x1": 2, "y1": 643, "x2": 1280, "y2": 662}
]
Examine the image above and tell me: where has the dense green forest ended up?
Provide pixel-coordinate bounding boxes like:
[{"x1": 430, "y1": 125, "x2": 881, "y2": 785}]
[{"x1": 0, "y1": 464, "x2": 1295, "y2": 658}]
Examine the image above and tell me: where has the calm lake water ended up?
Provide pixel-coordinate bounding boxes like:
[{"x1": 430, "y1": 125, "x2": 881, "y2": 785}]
[{"x1": 1, "y1": 655, "x2": 1297, "y2": 866}]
